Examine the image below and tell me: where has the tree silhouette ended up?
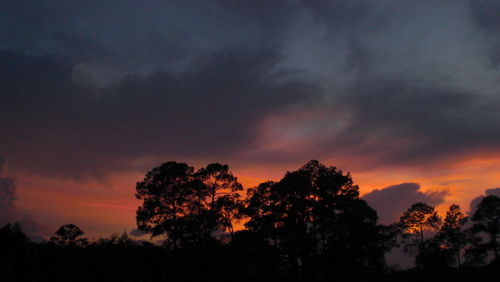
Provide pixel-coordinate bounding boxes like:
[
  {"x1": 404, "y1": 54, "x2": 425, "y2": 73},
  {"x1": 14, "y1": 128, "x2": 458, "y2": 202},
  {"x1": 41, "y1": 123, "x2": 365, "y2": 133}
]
[
  {"x1": 229, "y1": 230, "x2": 281, "y2": 281},
  {"x1": 0, "y1": 223, "x2": 31, "y2": 281},
  {"x1": 4, "y1": 161, "x2": 500, "y2": 281},
  {"x1": 416, "y1": 237, "x2": 453, "y2": 271},
  {"x1": 194, "y1": 163, "x2": 243, "y2": 238},
  {"x1": 136, "y1": 161, "x2": 243, "y2": 247},
  {"x1": 438, "y1": 204, "x2": 468, "y2": 267},
  {"x1": 0, "y1": 223, "x2": 29, "y2": 246},
  {"x1": 470, "y1": 195, "x2": 500, "y2": 260},
  {"x1": 244, "y1": 160, "x2": 384, "y2": 280},
  {"x1": 399, "y1": 202, "x2": 440, "y2": 265},
  {"x1": 94, "y1": 231, "x2": 136, "y2": 247},
  {"x1": 51, "y1": 224, "x2": 88, "y2": 247},
  {"x1": 136, "y1": 161, "x2": 196, "y2": 248}
]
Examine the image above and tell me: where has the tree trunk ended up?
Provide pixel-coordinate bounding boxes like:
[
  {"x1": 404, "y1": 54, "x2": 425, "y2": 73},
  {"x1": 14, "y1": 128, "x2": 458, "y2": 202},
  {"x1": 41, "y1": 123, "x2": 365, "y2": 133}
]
[
  {"x1": 172, "y1": 199, "x2": 178, "y2": 250},
  {"x1": 228, "y1": 221, "x2": 234, "y2": 240},
  {"x1": 420, "y1": 225, "x2": 424, "y2": 246},
  {"x1": 211, "y1": 188, "x2": 216, "y2": 208},
  {"x1": 419, "y1": 224, "x2": 425, "y2": 265},
  {"x1": 492, "y1": 234, "x2": 498, "y2": 259}
]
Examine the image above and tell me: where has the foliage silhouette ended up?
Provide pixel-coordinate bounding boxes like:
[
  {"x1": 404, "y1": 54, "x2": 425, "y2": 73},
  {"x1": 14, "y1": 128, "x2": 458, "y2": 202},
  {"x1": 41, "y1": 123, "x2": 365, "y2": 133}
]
[
  {"x1": 244, "y1": 160, "x2": 386, "y2": 281},
  {"x1": 438, "y1": 204, "x2": 468, "y2": 267},
  {"x1": 2, "y1": 160, "x2": 500, "y2": 282},
  {"x1": 0, "y1": 223, "x2": 29, "y2": 246},
  {"x1": 194, "y1": 163, "x2": 244, "y2": 238},
  {"x1": 136, "y1": 161, "x2": 196, "y2": 248},
  {"x1": 399, "y1": 202, "x2": 441, "y2": 266},
  {"x1": 136, "y1": 161, "x2": 243, "y2": 248},
  {"x1": 0, "y1": 223, "x2": 31, "y2": 281},
  {"x1": 469, "y1": 195, "x2": 500, "y2": 261},
  {"x1": 50, "y1": 224, "x2": 88, "y2": 247}
]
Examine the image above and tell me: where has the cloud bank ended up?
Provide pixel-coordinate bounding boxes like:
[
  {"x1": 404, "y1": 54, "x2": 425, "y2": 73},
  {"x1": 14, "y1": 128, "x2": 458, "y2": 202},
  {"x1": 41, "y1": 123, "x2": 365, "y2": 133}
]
[
  {"x1": 362, "y1": 183, "x2": 448, "y2": 224},
  {"x1": 0, "y1": 0, "x2": 498, "y2": 182},
  {"x1": 468, "y1": 187, "x2": 500, "y2": 216}
]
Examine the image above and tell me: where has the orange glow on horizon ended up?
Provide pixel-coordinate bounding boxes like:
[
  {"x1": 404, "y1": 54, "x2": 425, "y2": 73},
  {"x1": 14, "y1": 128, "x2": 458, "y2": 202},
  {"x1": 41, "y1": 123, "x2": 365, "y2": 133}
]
[{"x1": 12, "y1": 154, "x2": 500, "y2": 239}]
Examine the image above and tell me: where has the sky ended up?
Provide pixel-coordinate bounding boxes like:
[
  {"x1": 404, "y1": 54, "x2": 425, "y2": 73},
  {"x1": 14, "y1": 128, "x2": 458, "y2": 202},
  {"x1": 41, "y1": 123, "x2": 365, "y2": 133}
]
[{"x1": 0, "y1": 0, "x2": 499, "y2": 240}]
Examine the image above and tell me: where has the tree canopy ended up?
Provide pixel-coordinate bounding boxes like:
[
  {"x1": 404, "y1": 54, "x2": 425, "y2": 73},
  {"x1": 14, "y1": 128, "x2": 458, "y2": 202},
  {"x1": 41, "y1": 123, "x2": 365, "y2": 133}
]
[
  {"x1": 244, "y1": 160, "x2": 384, "y2": 279},
  {"x1": 438, "y1": 204, "x2": 467, "y2": 267},
  {"x1": 3, "y1": 160, "x2": 500, "y2": 281},
  {"x1": 135, "y1": 161, "x2": 243, "y2": 248},
  {"x1": 50, "y1": 224, "x2": 87, "y2": 247},
  {"x1": 400, "y1": 202, "x2": 441, "y2": 241},
  {"x1": 470, "y1": 195, "x2": 500, "y2": 260}
]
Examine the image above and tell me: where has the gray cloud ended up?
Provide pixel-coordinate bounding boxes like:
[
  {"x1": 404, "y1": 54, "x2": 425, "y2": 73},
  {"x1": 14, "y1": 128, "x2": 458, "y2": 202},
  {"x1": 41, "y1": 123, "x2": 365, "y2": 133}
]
[
  {"x1": 0, "y1": 156, "x2": 8, "y2": 178},
  {"x1": 0, "y1": 0, "x2": 297, "y2": 83},
  {"x1": 0, "y1": 49, "x2": 319, "y2": 179},
  {"x1": 1, "y1": 0, "x2": 499, "y2": 180},
  {"x1": 468, "y1": 187, "x2": 500, "y2": 216},
  {"x1": 469, "y1": 0, "x2": 500, "y2": 67},
  {"x1": 0, "y1": 157, "x2": 46, "y2": 240},
  {"x1": 362, "y1": 183, "x2": 448, "y2": 224},
  {"x1": 331, "y1": 79, "x2": 500, "y2": 168},
  {"x1": 129, "y1": 228, "x2": 146, "y2": 238},
  {"x1": 250, "y1": 0, "x2": 500, "y2": 169}
]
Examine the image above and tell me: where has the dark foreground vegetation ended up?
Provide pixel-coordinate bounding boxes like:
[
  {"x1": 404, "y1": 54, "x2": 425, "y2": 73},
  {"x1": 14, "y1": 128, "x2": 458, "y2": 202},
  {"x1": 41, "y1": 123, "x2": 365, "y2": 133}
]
[{"x1": 1, "y1": 160, "x2": 499, "y2": 282}]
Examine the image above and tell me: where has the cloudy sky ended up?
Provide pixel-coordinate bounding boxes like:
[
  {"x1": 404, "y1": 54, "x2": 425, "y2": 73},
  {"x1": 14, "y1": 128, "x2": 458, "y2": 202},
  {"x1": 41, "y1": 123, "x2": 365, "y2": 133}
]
[{"x1": 1, "y1": 0, "x2": 499, "y2": 239}]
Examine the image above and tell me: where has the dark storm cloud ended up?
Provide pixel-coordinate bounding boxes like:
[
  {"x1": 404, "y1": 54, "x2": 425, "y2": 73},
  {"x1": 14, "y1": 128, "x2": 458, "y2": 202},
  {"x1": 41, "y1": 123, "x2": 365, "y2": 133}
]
[
  {"x1": 242, "y1": 6, "x2": 500, "y2": 170},
  {"x1": 363, "y1": 183, "x2": 448, "y2": 224},
  {"x1": 470, "y1": 0, "x2": 500, "y2": 31},
  {"x1": 0, "y1": 49, "x2": 319, "y2": 179},
  {"x1": 329, "y1": 79, "x2": 500, "y2": 168},
  {"x1": 469, "y1": 0, "x2": 500, "y2": 67},
  {"x1": 0, "y1": 0, "x2": 298, "y2": 82},
  {"x1": 268, "y1": 0, "x2": 500, "y2": 169},
  {"x1": 1, "y1": 0, "x2": 499, "y2": 179},
  {"x1": 288, "y1": 0, "x2": 500, "y2": 169},
  {"x1": 0, "y1": 0, "x2": 320, "y2": 179}
]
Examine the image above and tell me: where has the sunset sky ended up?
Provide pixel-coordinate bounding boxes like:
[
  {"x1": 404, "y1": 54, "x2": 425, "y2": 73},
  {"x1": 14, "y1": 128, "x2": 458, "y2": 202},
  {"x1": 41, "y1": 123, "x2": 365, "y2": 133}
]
[{"x1": 1, "y1": 0, "x2": 499, "y2": 240}]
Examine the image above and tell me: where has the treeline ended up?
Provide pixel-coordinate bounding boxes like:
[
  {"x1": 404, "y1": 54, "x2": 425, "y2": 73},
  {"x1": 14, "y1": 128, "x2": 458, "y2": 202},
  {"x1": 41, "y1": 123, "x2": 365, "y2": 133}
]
[{"x1": 0, "y1": 160, "x2": 499, "y2": 282}]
